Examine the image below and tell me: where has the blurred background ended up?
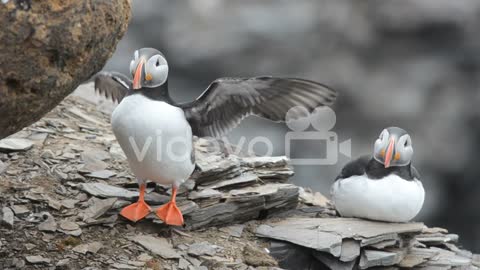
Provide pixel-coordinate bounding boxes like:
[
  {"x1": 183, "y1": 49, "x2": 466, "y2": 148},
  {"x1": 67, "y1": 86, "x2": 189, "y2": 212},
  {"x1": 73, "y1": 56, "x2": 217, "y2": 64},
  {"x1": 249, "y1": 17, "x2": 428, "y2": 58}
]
[{"x1": 88, "y1": 0, "x2": 480, "y2": 252}]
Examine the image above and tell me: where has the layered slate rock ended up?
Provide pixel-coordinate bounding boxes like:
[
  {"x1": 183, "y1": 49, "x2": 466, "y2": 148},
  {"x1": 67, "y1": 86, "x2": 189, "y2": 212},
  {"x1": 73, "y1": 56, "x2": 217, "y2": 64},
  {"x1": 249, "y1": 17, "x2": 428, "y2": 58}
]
[
  {"x1": 0, "y1": 87, "x2": 478, "y2": 269},
  {"x1": 0, "y1": 84, "x2": 298, "y2": 231},
  {"x1": 0, "y1": 0, "x2": 131, "y2": 139},
  {"x1": 256, "y1": 217, "x2": 479, "y2": 269}
]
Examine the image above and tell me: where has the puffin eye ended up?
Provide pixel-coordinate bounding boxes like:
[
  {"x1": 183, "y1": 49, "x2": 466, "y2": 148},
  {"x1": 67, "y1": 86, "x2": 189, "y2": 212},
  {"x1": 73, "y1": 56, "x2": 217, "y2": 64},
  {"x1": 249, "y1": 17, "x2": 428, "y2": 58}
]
[
  {"x1": 156, "y1": 58, "x2": 160, "y2": 67},
  {"x1": 404, "y1": 136, "x2": 411, "y2": 147}
]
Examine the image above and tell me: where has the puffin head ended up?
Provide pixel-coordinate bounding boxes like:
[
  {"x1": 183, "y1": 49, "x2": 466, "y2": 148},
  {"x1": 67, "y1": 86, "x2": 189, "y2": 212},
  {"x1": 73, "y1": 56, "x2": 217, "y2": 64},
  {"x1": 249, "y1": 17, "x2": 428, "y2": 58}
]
[
  {"x1": 373, "y1": 127, "x2": 413, "y2": 168},
  {"x1": 129, "y1": 48, "x2": 169, "y2": 90}
]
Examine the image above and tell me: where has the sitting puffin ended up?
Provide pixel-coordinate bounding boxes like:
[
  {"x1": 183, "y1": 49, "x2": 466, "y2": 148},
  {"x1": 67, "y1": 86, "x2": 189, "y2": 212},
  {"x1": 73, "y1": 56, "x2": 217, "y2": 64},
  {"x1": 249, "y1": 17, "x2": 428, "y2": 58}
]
[
  {"x1": 331, "y1": 127, "x2": 424, "y2": 223},
  {"x1": 94, "y1": 48, "x2": 337, "y2": 225}
]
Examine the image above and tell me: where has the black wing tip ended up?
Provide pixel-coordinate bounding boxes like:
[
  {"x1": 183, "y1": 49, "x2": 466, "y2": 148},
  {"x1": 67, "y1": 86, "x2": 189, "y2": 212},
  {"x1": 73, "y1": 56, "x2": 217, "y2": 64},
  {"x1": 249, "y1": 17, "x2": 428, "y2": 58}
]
[
  {"x1": 250, "y1": 76, "x2": 338, "y2": 96},
  {"x1": 93, "y1": 71, "x2": 129, "y2": 104},
  {"x1": 289, "y1": 78, "x2": 337, "y2": 94},
  {"x1": 93, "y1": 71, "x2": 112, "y2": 85},
  {"x1": 216, "y1": 76, "x2": 338, "y2": 96}
]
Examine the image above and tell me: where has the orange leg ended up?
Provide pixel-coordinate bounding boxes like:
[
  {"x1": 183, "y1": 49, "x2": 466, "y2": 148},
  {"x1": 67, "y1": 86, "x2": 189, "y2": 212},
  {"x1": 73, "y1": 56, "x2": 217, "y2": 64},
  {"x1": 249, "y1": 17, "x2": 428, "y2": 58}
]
[
  {"x1": 156, "y1": 185, "x2": 184, "y2": 226},
  {"x1": 120, "y1": 183, "x2": 151, "y2": 222}
]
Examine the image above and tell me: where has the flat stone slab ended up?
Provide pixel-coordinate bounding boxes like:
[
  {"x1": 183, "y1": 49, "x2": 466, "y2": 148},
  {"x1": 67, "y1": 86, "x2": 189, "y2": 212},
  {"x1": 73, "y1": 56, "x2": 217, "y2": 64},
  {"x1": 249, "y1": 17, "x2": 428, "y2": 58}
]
[
  {"x1": 256, "y1": 224, "x2": 342, "y2": 257},
  {"x1": 260, "y1": 217, "x2": 424, "y2": 239},
  {"x1": 25, "y1": 255, "x2": 51, "y2": 264},
  {"x1": 128, "y1": 235, "x2": 181, "y2": 259},
  {"x1": 0, "y1": 138, "x2": 33, "y2": 152},
  {"x1": 72, "y1": 242, "x2": 103, "y2": 255},
  {"x1": 80, "y1": 183, "x2": 137, "y2": 199},
  {"x1": 359, "y1": 250, "x2": 403, "y2": 269},
  {"x1": 256, "y1": 217, "x2": 425, "y2": 258}
]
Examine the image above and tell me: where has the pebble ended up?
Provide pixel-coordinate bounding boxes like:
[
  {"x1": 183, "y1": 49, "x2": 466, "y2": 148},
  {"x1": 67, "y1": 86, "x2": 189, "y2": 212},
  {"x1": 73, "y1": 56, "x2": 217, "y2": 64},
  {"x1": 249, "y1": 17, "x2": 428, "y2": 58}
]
[
  {"x1": 221, "y1": 224, "x2": 245, "y2": 238},
  {"x1": 1, "y1": 207, "x2": 14, "y2": 228},
  {"x1": 80, "y1": 183, "x2": 137, "y2": 199},
  {"x1": 73, "y1": 241, "x2": 103, "y2": 254},
  {"x1": 86, "y1": 169, "x2": 116, "y2": 179},
  {"x1": 111, "y1": 263, "x2": 137, "y2": 269},
  {"x1": 60, "y1": 220, "x2": 80, "y2": 231},
  {"x1": 25, "y1": 243, "x2": 36, "y2": 250},
  {"x1": 25, "y1": 255, "x2": 51, "y2": 264},
  {"x1": 11, "y1": 204, "x2": 30, "y2": 216},
  {"x1": 136, "y1": 253, "x2": 153, "y2": 262},
  {"x1": 80, "y1": 152, "x2": 108, "y2": 172},
  {"x1": 40, "y1": 149, "x2": 55, "y2": 159},
  {"x1": 56, "y1": 258, "x2": 70, "y2": 266},
  {"x1": 127, "y1": 260, "x2": 145, "y2": 267},
  {"x1": 187, "y1": 242, "x2": 219, "y2": 257},
  {"x1": 129, "y1": 235, "x2": 180, "y2": 259},
  {"x1": 12, "y1": 258, "x2": 25, "y2": 268},
  {"x1": 28, "y1": 132, "x2": 49, "y2": 145},
  {"x1": 59, "y1": 220, "x2": 82, "y2": 236},
  {"x1": 81, "y1": 197, "x2": 117, "y2": 221},
  {"x1": 61, "y1": 199, "x2": 79, "y2": 209},
  {"x1": 38, "y1": 213, "x2": 57, "y2": 232}
]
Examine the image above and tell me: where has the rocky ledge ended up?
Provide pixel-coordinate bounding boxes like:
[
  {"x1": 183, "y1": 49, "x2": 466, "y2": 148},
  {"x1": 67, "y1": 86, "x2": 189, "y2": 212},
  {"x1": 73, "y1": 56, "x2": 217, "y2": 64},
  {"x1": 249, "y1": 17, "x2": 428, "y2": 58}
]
[{"x1": 0, "y1": 84, "x2": 477, "y2": 269}]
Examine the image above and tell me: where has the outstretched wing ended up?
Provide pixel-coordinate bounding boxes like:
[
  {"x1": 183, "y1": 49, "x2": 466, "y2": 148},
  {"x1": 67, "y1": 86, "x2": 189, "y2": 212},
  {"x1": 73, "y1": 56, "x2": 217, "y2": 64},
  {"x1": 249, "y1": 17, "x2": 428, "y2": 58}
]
[
  {"x1": 94, "y1": 71, "x2": 131, "y2": 103},
  {"x1": 178, "y1": 76, "x2": 337, "y2": 138}
]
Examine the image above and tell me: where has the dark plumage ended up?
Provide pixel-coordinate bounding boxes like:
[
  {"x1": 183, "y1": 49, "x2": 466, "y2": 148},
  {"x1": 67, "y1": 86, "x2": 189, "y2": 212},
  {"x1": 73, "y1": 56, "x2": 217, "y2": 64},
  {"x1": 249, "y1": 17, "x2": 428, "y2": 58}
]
[
  {"x1": 94, "y1": 72, "x2": 131, "y2": 103},
  {"x1": 336, "y1": 155, "x2": 421, "y2": 181},
  {"x1": 95, "y1": 73, "x2": 337, "y2": 138},
  {"x1": 179, "y1": 77, "x2": 337, "y2": 137}
]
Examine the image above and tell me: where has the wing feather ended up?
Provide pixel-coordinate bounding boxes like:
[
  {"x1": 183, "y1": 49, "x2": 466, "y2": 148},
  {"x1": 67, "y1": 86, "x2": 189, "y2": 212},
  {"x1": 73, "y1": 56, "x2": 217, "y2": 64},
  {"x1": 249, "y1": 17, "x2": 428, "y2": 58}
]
[
  {"x1": 93, "y1": 72, "x2": 131, "y2": 103},
  {"x1": 179, "y1": 76, "x2": 337, "y2": 137}
]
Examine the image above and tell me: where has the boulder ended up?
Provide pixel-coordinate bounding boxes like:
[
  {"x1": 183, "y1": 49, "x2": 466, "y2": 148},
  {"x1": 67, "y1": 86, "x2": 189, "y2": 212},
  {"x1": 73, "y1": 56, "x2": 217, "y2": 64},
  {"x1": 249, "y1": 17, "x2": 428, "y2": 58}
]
[{"x1": 0, "y1": 0, "x2": 131, "y2": 139}]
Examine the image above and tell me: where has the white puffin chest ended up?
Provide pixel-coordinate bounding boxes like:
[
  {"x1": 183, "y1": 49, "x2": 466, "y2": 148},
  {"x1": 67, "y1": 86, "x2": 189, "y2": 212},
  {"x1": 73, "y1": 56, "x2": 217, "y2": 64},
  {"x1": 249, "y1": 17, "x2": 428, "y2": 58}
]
[
  {"x1": 111, "y1": 94, "x2": 195, "y2": 184},
  {"x1": 331, "y1": 174, "x2": 425, "y2": 222}
]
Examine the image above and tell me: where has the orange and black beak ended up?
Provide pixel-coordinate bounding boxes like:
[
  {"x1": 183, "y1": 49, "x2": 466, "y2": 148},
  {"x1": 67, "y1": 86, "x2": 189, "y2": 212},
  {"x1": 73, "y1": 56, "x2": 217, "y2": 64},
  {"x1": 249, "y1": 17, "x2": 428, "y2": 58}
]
[
  {"x1": 384, "y1": 137, "x2": 395, "y2": 168},
  {"x1": 132, "y1": 58, "x2": 145, "y2": 90}
]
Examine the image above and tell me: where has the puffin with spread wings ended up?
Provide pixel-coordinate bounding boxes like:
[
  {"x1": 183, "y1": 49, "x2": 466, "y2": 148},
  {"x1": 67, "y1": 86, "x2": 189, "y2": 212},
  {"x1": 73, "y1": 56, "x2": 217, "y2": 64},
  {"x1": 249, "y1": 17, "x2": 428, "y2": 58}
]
[{"x1": 94, "y1": 48, "x2": 337, "y2": 225}]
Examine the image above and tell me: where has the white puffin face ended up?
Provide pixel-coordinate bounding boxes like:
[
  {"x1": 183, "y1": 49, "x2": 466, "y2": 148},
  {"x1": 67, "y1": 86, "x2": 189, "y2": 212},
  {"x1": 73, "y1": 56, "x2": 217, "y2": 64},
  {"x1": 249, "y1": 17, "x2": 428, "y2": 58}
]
[
  {"x1": 144, "y1": 54, "x2": 169, "y2": 88},
  {"x1": 129, "y1": 48, "x2": 169, "y2": 89},
  {"x1": 373, "y1": 127, "x2": 413, "y2": 168}
]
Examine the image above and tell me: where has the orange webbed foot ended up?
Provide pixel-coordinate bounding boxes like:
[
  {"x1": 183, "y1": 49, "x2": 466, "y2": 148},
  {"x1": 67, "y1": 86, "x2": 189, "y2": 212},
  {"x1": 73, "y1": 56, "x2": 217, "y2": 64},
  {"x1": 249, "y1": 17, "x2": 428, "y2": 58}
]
[
  {"x1": 120, "y1": 200, "x2": 151, "y2": 222},
  {"x1": 156, "y1": 201, "x2": 184, "y2": 226}
]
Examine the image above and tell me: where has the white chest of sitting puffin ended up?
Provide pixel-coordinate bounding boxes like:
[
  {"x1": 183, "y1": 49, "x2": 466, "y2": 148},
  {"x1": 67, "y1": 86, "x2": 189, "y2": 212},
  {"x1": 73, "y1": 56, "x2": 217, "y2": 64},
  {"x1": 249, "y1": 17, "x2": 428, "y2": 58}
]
[{"x1": 331, "y1": 173, "x2": 425, "y2": 222}]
